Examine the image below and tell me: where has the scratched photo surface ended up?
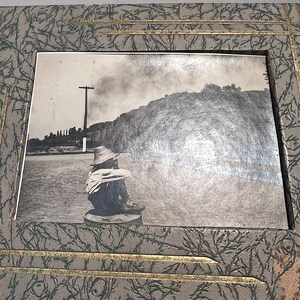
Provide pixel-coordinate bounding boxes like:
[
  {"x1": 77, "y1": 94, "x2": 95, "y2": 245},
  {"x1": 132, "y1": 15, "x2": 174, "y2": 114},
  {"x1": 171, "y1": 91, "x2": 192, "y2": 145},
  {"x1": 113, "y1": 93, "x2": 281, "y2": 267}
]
[{"x1": 16, "y1": 52, "x2": 288, "y2": 229}]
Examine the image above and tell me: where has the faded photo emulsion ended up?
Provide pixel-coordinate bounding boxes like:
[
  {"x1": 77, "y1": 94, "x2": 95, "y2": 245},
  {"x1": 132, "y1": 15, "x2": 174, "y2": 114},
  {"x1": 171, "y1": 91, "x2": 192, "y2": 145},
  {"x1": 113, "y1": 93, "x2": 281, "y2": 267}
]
[{"x1": 16, "y1": 52, "x2": 288, "y2": 228}]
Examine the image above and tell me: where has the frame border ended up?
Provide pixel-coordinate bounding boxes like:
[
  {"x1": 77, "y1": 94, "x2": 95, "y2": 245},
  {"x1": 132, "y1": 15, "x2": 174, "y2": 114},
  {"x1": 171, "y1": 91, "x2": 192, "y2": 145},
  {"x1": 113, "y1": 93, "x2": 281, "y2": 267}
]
[{"x1": 0, "y1": 4, "x2": 299, "y2": 294}]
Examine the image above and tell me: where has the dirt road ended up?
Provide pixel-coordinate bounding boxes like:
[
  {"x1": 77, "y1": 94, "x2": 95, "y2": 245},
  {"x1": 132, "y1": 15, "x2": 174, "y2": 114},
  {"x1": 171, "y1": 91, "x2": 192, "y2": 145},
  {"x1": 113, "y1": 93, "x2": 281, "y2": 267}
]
[{"x1": 17, "y1": 153, "x2": 288, "y2": 228}]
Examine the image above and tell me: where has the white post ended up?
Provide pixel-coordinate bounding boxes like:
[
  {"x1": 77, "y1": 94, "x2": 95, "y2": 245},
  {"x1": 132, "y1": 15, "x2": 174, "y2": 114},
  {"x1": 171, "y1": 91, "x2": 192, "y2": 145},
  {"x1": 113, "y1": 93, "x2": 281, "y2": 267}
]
[{"x1": 82, "y1": 137, "x2": 87, "y2": 152}]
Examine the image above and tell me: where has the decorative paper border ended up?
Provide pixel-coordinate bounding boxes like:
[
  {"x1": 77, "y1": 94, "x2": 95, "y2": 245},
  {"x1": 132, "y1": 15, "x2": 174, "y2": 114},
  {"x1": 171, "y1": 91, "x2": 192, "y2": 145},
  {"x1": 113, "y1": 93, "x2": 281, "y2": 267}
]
[{"x1": 0, "y1": 3, "x2": 299, "y2": 299}]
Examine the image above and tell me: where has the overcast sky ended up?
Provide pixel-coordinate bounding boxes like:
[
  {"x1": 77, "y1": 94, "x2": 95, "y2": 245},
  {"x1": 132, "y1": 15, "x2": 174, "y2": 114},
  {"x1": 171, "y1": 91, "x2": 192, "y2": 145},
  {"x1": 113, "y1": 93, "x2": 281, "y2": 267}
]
[{"x1": 29, "y1": 52, "x2": 269, "y2": 139}]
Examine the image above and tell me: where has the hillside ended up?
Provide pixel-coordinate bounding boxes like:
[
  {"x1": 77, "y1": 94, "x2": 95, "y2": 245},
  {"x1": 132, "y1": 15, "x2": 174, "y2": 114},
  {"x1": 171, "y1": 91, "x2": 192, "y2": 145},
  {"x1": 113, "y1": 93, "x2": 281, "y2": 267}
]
[{"x1": 89, "y1": 84, "x2": 282, "y2": 184}]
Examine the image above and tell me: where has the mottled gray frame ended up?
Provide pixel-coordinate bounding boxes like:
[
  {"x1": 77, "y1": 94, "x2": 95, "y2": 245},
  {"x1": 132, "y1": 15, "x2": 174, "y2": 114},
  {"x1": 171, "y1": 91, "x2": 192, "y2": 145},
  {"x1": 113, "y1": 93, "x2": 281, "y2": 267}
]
[{"x1": 265, "y1": 50, "x2": 295, "y2": 229}]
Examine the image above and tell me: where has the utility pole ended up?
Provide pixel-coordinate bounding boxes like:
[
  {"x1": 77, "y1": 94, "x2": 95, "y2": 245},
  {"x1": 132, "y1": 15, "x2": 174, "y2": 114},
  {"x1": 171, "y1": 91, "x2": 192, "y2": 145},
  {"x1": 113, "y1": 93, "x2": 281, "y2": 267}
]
[
  {"x1": 79, "y1": 86, "x2": 94, "y2": 152},
  {"x1": 79, "y1": 86, "x2": 94, "y2": 131}
]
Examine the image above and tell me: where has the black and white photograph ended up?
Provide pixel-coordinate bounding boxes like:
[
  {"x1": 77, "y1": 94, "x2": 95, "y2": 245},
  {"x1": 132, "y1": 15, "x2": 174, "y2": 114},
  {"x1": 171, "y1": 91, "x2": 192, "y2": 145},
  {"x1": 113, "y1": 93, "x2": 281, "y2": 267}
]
[{"x1": 16, "y1": 52, "x2": 288, "y2": 228}]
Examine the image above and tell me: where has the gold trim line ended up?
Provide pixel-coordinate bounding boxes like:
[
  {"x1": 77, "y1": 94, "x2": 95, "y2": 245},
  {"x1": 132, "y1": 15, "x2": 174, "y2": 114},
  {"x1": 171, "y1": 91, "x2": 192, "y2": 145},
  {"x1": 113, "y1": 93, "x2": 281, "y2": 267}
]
[
  {"x1": 0, "y1": 90, "x2": 9, "y2": 148},
  {"x1": 0, "y1": 250, "x2": 218, "y2": 264},
  {"x1": 0, "y1": 266, "x2": 265, "y2": 285},
  {"x1": 68, "y1": 18, "x2": 287, "y2": 26},
  {"x1": 98, "y1": 30, "x2": 289, "y2": 36}
]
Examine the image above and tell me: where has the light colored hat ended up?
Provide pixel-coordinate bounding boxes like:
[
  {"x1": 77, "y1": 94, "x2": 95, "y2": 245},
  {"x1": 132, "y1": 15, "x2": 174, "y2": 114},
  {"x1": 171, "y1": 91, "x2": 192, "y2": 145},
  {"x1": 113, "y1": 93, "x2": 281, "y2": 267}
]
[{"x1": 91, "y1": 146, "x2": 119, "y2": 166}]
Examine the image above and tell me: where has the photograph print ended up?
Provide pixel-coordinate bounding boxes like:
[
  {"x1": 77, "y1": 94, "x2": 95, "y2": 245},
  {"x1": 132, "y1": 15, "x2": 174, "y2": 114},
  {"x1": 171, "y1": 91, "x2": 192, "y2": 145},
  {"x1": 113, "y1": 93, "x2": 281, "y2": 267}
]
[{"x1": 16, "y1": 52, "x2": 288, "y2": 228}]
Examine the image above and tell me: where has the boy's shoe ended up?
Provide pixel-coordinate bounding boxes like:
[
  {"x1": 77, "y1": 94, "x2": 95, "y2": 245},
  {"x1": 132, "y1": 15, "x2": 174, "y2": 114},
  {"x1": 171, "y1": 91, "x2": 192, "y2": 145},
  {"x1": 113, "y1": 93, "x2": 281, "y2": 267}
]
[{"x1": 121, "y1": 201, "x2": 145, "y2": 214}]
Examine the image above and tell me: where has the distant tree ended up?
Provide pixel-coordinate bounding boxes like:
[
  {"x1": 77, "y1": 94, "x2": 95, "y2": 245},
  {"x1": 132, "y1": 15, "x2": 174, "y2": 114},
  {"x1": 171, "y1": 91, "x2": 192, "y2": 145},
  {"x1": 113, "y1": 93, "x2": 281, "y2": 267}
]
[
  {"x1": 262, "y1": 59, "x2": 269, "y2": 84},
  {"x1": 263, "y1": 71, "x2": 269, "y2": 84},
  {"x1": 203, "y1": 84, "x2": 222, "y2": 93},
  {"x1": 60, "y1": 130, "x2": 62, "y2": 137},
  {"x1": 223, "y1": 84, "x2": 241, "y2": 92},
  {"x1": 27, "y1": 138, "x2": 41, "y2": 152},
  {"x1": 69, "y1": 127, "x2": 76, "y2": 135}
]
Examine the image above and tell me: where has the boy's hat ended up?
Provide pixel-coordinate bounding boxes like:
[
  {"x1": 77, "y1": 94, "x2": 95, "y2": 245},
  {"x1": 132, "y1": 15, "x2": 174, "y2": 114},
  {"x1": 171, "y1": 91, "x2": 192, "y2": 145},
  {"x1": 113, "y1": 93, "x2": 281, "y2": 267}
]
[{"x1": 91, "y1": 146, "x2": 119, "y2": 166}]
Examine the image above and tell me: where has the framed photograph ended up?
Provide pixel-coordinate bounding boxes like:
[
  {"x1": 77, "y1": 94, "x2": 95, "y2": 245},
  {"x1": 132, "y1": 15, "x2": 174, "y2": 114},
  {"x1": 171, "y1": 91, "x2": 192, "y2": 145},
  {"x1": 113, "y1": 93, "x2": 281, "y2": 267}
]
[
  {"x1": 17, "y1": 52, "x2": 289, "y2": 230},
  {"x1": 0, "y1": 3, "x2": 300, "y2": 299}
]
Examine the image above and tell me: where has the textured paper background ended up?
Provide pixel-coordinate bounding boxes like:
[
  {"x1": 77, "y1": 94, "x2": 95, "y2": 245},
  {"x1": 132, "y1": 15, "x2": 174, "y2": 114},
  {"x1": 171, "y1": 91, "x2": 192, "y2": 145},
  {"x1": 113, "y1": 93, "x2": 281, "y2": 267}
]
[
  {"x1": 1, "y1": 0, "x2": 298, "y2": 6},
  {"x1": 0, "y1": 3, "x2": 300, "y2": 299}
]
